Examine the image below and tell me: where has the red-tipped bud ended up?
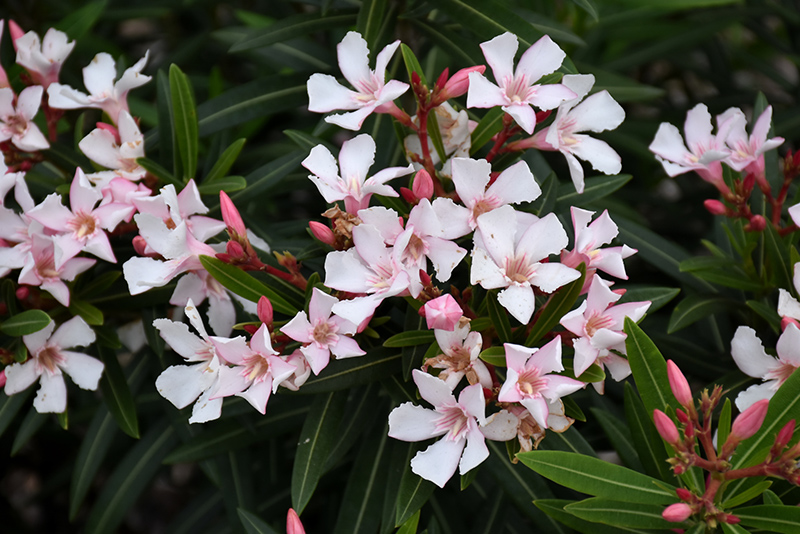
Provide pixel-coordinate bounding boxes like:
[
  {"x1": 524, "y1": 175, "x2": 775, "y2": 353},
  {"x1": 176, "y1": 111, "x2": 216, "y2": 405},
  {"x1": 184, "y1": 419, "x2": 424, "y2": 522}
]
[
  {"x1": 654, "y1": 409, "x2": 680, "y2": 444},
  {"x1": 774, "y1": 419, "x2": 795, "y2": 451},
  {"x1": 220, "y1": 191, "x2": 247, "y2": 239},
  {"x1": 132, "y1": 235, "x2": 149, "y2": 256},
  {"x1": 675, "y1": 408, "x2": 690, "y2": 425},
  {"x1": 287, "y1": 508, "x2": 306, "y2": 534},
  {"x1": 731, "y1": 399, "x2": 770, "y2": 441},
  {"x1": 400, "y1": 187, "x2": 417, "y2": 204},
  {"x1": 96, "y1": 122, "x2": 121, "y2": 144},
  {"x1": 439, "y1": 65, "x2": 485, "y2": 100},
  {"x1": 535, "y1": 109, "x2": 552, "y2": 124},
  {"x1": 720, "y1": 513, "x2": 741, "y2": 525},
  {"x1": 226, "y1": 240, "x2": 245, "y2": 259},
  {"x1": 8, "y1": 20, "x2": 25, "y2": 48},
  {"x1": 435, "y1": 67, "x2": 450, "y2": 90},
  {"x1": 412, "y1": 169, "x2": 434, "y2": 201},
  {"x1": 423, "y1": 294, "x2": 463, "y2": 331},
  {"x1": 257, "y1": 296, "x2": 273, "y2": 326},
  {"x1": 662, "y1": 503, "x2": 692, "y2": 523},
  {"x1": 704, "y1": 199, "x2": 727, "y2": 216},
  {"x1": 418, "y1": 269, "x2": 432, "y2": 287},
  {"x1": 746, "y1": 214, "x2": 767, "y2": 232},
  {"x1": 742, "y1": 172, "x2": 756, "y2": 193},
  {"x1": 667, "y1": 360, "x2": 693, "y2": 409},
  {"x1": 309, "y1": 221, "x2": 335, "y2": 246},
  {"x1": 0, "y1": 369, "x2": 6, "y2": 388},
  {"x1": 411, "y1": 71, "x2": 421, "y2": 86},
  {"x1": 781, "y1": 317, "x2": 800, "y2": 332},
  {"x1": 675, "y1": 488, "x2": 693, "y2": 501},
  {"x1": 15, "y1": 286, "x2": 29, "y2": 300}
]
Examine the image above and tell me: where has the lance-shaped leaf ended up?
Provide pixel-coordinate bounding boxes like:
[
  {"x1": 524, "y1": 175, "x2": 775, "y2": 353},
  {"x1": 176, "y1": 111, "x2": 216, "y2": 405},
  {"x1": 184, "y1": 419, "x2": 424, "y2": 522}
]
[
  {"x1": 564, "y1": 498, "x2": 682, "y2": 529},
  {"x1": 299, "y1": 348, "x2": 401, "y2": 394},
  {"x1": 536, "y1": 499, "x2": 655, "y2": 534},
  {"x1": 555, "y1": 174, "x2": 632, "y2": 208},
  {"x1": 204, "y1": 138, "x2": 246, "y2": 182},
  {"x1": 196, "y1": 175, "x2": 247, "y2": 195},
  {"x1": 84, "y1": 420, "x2": 177, "y2": 534},
  {"x1": 97, "y1": 344, "x2": 139, "y2": 438},
  {"x1": 199, "y1": 255, "x2": 296, "y2": 316},
  {"x1": 526, "y1": 264, "x2": 586, "y2": 346},
  {"x1": 0, "y1": 388, "x2": 33, "y2": 439},
  {"x1": 618, "y1": 286, "x2": 680, "y2": 314},
  {"x1": 333, "y1": 430, "x2": 389, "y2": 534},
  {"x1": 470, "y1": 107, "x2": 505, "y2": 155},
  {"x1": 291, "y1": 390, "x2": 348, "y2": 514},
  {"x1": 624, "y1": 317, "x2": 679, "y2": 416},
  {"x1": 722, "y1": 480, "x2": 772, "y2": 509},
  {"x1": 357, "y1": 0, "x2": 389, "y2": 52},
  {"x1": 517, "y1": 450, "x2": 677, "y2": 504},
  {"x1": 238, "y1": 508, "x2": 280, "y2": 534},
  {"x1": 11, "y1": 407, "x2": 47, "y2": 456},
  {"x1": 55, "y1": 0, "x2": 107, "y2": 40},
  {"x1": 383, "y1": 330, "x2": 435, "y2": 348},
  {"x1": 539, "y1": 427, "x2": 597, "y2": 457},
  {"x1": 169, "y1": 64, "x2": 199, "y2": 181},
  {"x1": 230, "y1": 13, "x2": 357, "y2": 52},
  {"x1": 394, "y1": 444, "x2": 436, "y2": 527},
  {"x1": 69, "y1": 299, "x2": 104, "y2": 326},
  {"x1": 591, "y1": 407, "x2": 645, "y2": 472},
  {"x1": 0, "y1": 309, "x2": 51, "y2": 336},
  {"x1": 668, "y1": 294, "x2": 737, "y2": 333},
  {"x1": 488, "y1": 289, "x2": 513, "y2": 342},
  {"x1": 735, "y1": 505, "x2": 800, "y2": 534},
  {"x1": 69, "y1": 407, "x2": 117, "y2": 520},
  {"x1": 137, "y1": 156, "x2": 182, "y2": 188}
]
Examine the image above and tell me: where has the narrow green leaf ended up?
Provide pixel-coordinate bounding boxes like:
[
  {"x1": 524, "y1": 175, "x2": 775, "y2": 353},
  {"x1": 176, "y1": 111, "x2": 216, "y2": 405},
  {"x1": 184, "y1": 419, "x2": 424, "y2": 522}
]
[
  {"x1": 69, "y1": 407, "x2": 117, "y2": 520},
  {"x1": 384, "y1": 330, "x2": 435, "y2": 348},
  {"x1": 11, "y1": 406, "x2": 47, "y2": 456},
  {"x1": 720, "y1": 522, "x2": 752, "y2": 534},
  {"x1": 539, "y1": 426, "x2": 598, "y2": 457},
  {"x1": 196, "y1": 175, "x2": 247, "y2": 195},
  {"x1": 394, "y1": 448, "x2": 436, "y2": 527},
  {"x1": 722, "y1": 480, "x2": 772, "y2": 508},
  {"x1": 333, "y1": 430, "x2": 388, "y2": 534},
  {"x1": 679, "y1": 257, "x2": 764, "y2": 291},
  {"x1": 569, "y1": 0, "x2": 599, "y2": 22},
  {"x1": 526, "y1": 264, "x2": 586, "y2": 346},
  {"x1": 396, "y1": 510, "x2": 420, "y2": 534},
  {"x1": 564, "y1": 498, "x2": 681, "y2": 529},
  {"x1": 229, "y1": 13, "x2": 357, "y2": 52},
  {"x1": 69, "y1": 299, "x2": 104, "y2": 326},
  {"x1": 487, "y1": 289, "x2": 513, "y2": 342},
  {"x1": 531, "y1": 171, "x2": 558, "y2": 217},
  {"x1": 470, "y1": 107, "x2": 505, "y2": 155},
  {"x1": 324, "y1": 384, "x2": 381, "y2": 470},
  {"x1": 667, "y1": 295, "x2": 734, "y2": 333},
  {"x1": 230, "y1": 150, "x2": 306, "y2": 205},
  {"x1": 591, "y1": 408, "x2": 645, "y2": 472},
  {"x1": 562, "y1": 361, "x2": 605, "y2": 383},
  {"x1": 205, "y1": 138, "x2": 246, "y2": 182},
  {"x1": 0, "y1": 389, "x2": 34, "y2": 439},
  {"x1": 84, "y1": 421, "x2": 177, "y2": 534},
  {"x1": 199, "y1": 255, "x2": 296, "y2": 316},
  {"x1": 426, "y1": 111, "x2": 447, "y2": 164},
  {"x1": 238, "y1": 508, "x2": 280, "y2": 534},
  {"x1": 736, "y1": 505, "x2": 800, "y2": 534},
  {"x1": 299, "y1": 349, "x2": 402, "y2": 394},
  {"x1": 170, "y1": 64, "x2": 199, "y2": 180},
  {"x1": 400, "y1": 44, "x2": 427, "y2": 85},
  {"x1": 137, "y1": 156, "x2": 182, "y2": 188},
  {"x1": 291, "y1": 390, "x2": 348, "y2": 514},
  {"x1": 624, "y1": 317, "x2": 679, "y2": 416},
  {"x1": 746, "y1": 300, "x2": 781, "y2": 333},
  {"x1": 717, "y1": 398, "x2": 732, "y2": 458},
  {"x1": 76, "y1": 271, "x2": 121, "y2": 299},
  {"x1": 356, "y1": 0, "x2": 388, "y2": 51},
  {"x1": 408, "y1": 19, "x2": 480, "y2": 67},
  {"x1": 517, "y1": 450, "x2": 676, "y2": 504},
  {"x1": 479, "y1": 346, "x2": 506, "y2": 367},
  {"x1": 556, "y1": 174, "x2": 633, "y2": 207},
  {"x1": 54, "y1": 0, "x2": 107, "y2": 40},
  {"x1": 97, "y1": 344, "x2": 139, "y2": 438},
  {"x1": 763, "y1": 489, "x2": 782, "y2": 505},
  {"x1": 0, "y1": 310, "x2": 51, "y2": 336},
  {"x1": 764, "y1": 223, "x2": 792, "y2": 290},
  {"x1": 536, "y1": 499, "x2": 657, "y2": 534},
  {"x1": 618, "y1": 286, "x2": 680, "y2": 314}
]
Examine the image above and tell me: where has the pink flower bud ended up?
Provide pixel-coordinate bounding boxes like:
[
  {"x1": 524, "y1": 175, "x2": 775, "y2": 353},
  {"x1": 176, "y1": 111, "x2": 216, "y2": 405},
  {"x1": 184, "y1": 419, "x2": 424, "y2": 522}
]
[
  {"x1": 440, "y1": 65, "x2": 485, "y2": 100},
  {"x1": 675, "y1": 488, "x2": 693, "y2": 501},
  {"x1": 675, "y1": 408, "x2": 689, "y2": 424},
  {"x1": 704, "y1": 199, "x2": 727, "y2": 216},
  {"x1": 132, "y1": 235, "x2": 149, "y2": 256},
  {"x1": 15, "y1": 286, "x2": 29, "y2": 300},
  {"x1": 781, "y1": 317, "x2": 800, "y2": 332},
  {"x1": 0, "y1": 370, "x2": 6, "y2": 389},
  {"x1": 742, "y1": 172, "x2": 756, "y2": 193},
  {"x1": 662, "y1": 503, "x2": 692, "y2": 523},
  {"x1": 435, "y1": 67, "x2": 449, "y2": 90},
  {"x1": 412, "y1": 169, "x2": 433, "y2": 201},
  {"x1": 8, "y1": 20, "x2": 25, "y2": 48},
  {"x1": 220, "y1": 191, "x2": 247, "y2": 239},
  {"x1": 226, "y1": 240, "x2": 245, "y2": 259},
  {"x1": 746, "y1": 214, "x2": 767, "y2": 232},
  {"x1": 257, "y1": 296, "x2": 273, "y2": 326},
  {"x1": 654, "y1": 409, "x2": 680, "y2": 444},
  {"x1": 423, "y1": 294, "x2": 462, "y2": 331},
  {"x1": 731, "y1": 399, "x2": 769, "y2": 441},
  {"x1": 667, "y1": 360, "x2": 693, "y2": 409},
  {"x1": 399, "y1": 187, "x2": 417, "y2": 204},
  {"x1": 774, "y1": 419, "x2": 795, "y2": 451},
  {"x1": 286, "y1": 508, "x2": 306, "y2": 534},
  {"x1": 309, "y1": 221, "x2": 335, "y2": 246}
]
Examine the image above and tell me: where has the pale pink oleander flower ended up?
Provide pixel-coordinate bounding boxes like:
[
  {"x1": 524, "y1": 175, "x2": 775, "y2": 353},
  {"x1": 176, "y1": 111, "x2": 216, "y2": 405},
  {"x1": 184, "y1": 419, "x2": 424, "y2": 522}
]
[
  {"x1": 497, "y1": 339, "x2": 584, "y2": 429},
  {"x1": 424, "y1": 319, "x2": 491, "y2": 390},
  {"x1": 471, "y1": 204, "x2": 580, "y2": 324},
  {"x1": 79, "y1": 110, "x2": 147, "y2": 186},
  {"x1": 719, "y1": 105, "x2": 784, "y2": 177},
  {"x1": 11, "y1": 23, "x2": 75, "y2": 88},
  {"x1": 280, "y1": 287, "x2": 365, "y2": 375},
  {"x1": 302, "y1": 133, "x2": 413, "y2": 214},
  {"x1": 0, "y1": 86, "x2": 49, "y2": 152},
  {"x1": 48, "y1": 51, "x2": 150, "y2": 125},
  {"x1": 521, "y1": 74, "x2": 624, "y2": 194},
  {"x1": 649, "y1": 103, "x2": 734, "y2": 191},
  {"x1": 467, "y1": 32, "x2": 576, "y2": 134},
  {"x1": 388, "y1": 369, "x2": 489, "y2": 488},
  {"x1": 777, "y1": 263, "x2": 800, "y2": 323},
  {"x1": 4, "y1": 315, "x2": 101, "y2": 413},
  {"x1": 170, "y1": 270, "x2": 236, "y2": 337},
  {"x1": 731, "y1": 323, "x2": 800, "y2": 411},
  {"x1": 307, "y1": 31, "x2": 409, "y2": 130},
  {"x1": 18, "y1": 234, "x2": 96, "y2": 306},
  {"x1": 560, "y1": 275, "x2": 650, "y2": 385}
]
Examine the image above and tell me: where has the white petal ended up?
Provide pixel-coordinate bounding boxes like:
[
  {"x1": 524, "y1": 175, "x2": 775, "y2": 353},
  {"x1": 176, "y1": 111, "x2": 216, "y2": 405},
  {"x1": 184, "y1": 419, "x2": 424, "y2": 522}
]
[
  {"x1": 33, "y1": 372, "x2": 67, "y2": 413},
  {"x1": 516, "y1": 35, "x2": 565, "y2": 84},
  {"x1": 60, "y1": 351, "x2": 104, "y2": 390},
  {"x1": 480, "y1": 410, "x2": 518, "y2": 441},
  {"x1": 156, "y1": 362, "x2": 215, "y2": 409},
  {"x1": 188, "y1": 388, "x2": 223, "y2": 424},
  {"x1": 731, "y1": 326, "x2": 778, "y2": 379},
  {"x1": 388, "y1": 402, "x2": 443, "y2": 441},
  {"x1": 50, "y1": 316, "x2": 96, "y2": 350},
  {"x1": 413, "y1": 369, "x2": 455, "y2": 407},
  {"x1": 481, "y1": 33, "x2": 518, "y2": 83},
  {"x1": 459, "y1": 427, "x2": 489, "y2": 475},
  {"x1": 410, "y1": 437, "x2": 463, "y2": 488},
  {"x1": 4, "y1": 360, "x2": 41, "y2": 395},
  {"x1": 734, "y1": 382, "x2": 776, "y2": 412},
  {"x1": 497, "y1": 284, "x2": 536, "y2": 324},
  {"x1": 337, "y1": 32, "x2": 371, "y2": 89}
]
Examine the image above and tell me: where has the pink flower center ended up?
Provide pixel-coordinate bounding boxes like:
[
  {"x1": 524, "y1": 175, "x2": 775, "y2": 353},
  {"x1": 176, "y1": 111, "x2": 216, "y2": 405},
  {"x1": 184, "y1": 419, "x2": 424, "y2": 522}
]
[
  {"x1": 36, "y1": 344, "x2": 65, "y2": 375},
  {"x1": 35, "y1": 249, "x2": 59, "y2": 280},
  {"x1": 4, "y1": 114, "x2": 28, "y2": 136},
  {"x1": 765, "y1": 360, "x2": 798, "y2": 389},
  {"x1": 403, "y1": 233, "x2": 428, "y2": 262},
  {"x1": 434, "y1": 403, "x2": 471, "y2": 442},
  {"x1": 503, "y1": 254, "x2": 536, "y2": 284},
  {"x1": 502, "y1": 74, "x2": 534, "y2": 104},
  {"x1": 354, "y1": 74, "x2": 382, "y2": 102},
  {"x1": 241, "y1": 352, "x2": 271, "y2": 383},
  {"x1": 311, "y1": 318, "x2": 338, "y2": 348},
  {"x1": 585, "y1": 311, "x2": 615, "y2": 337},
  {"x1": 68, "y1": 210, "x2": 98, "y2": 240},
  {"x1": 470, "y1": 196, "x2": 500, "y2": 225},
  {"x1": 516, "y1": 367, "x2": 546, "y2": 398}
]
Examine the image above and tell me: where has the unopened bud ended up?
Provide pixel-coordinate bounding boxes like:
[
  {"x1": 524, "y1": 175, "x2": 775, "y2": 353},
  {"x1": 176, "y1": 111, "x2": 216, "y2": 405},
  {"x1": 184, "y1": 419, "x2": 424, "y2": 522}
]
[
  {"x1": 8, "y1": 20, "x2": 25, "y2": 48},
  {"x1": 675, "y1": 409, "x2": 690, "y2": 425},
  {"x1": 435, "y1": 67, "x2": 449, "y2": 90},
  {"x1": 220, "y1": 191, "x2": 247, "y2": 239},
  {"x1": 419, "y1": 269, "x2": 432, "y2": 287},
  {"x1": 720, "y1": 513, "x2": 741, "y2": 525},
  {"x1": 774, "y1": 419, "x2": 795, "y2": 451},
  {"x1": 654, "y1": 409, "x2": 680, "y2": 444},
  {"x1": 96, "y1": 122, "x2": 121, "y2": 144},
  {"x1": 412, "y1": 169, "x2": 433, "y2": 201},
  {"x1": 667, "y1": 360, "x2": 693, "y2": 409},
  {"x1": 704, "y1": 199, "x2": 727, "y2": 216},
  {"x1": 423, "y1": 294, "x2": 463, "y2": 331},
  {"x1": 731, "y1": 399, "x2": 769, "y2": 441},
  {"x1": 411, "y1": 71, "x2": 421, "y2": 87},
  {"x1": 746, "y1": 214, "x2": 767, "y2": 232},
  {"x1": 309, "y1": 221, "x2": 335, "y2": 246},
  {"x1": 132, "y1": 235, "x2": 149, "y2": 256},
  {"x1": 226, "y1": 240, "x2": 245, "y2": 259},
  {"x1": 535, "y1": 109, "x2": 552, "y2": 124},
  {"x1": 15, "y1": 286, "x2": 29, "y2": 300},
  {"x1": 400, "y1": 187, "x2": 417, "y2": 204},
  {"x1": 257, "y1": 296, "x2": 273, "y2": 326},
  {"x1": 287, "y1": 508, "x2": 306, "y2": 534},
  {"x1": 781, "y1": 317, "x2": 800, "y2": 332},
  {"x1": 742, "y1": 172, "x2": 756, "y2": 193},
  {"x1": 675, "y1": 488, "x2": 693, "y2": 501},
  {"x1": 662, "y1": 503, "x2": 692, "y2": 523},
  {"x1": 0, "y1": 369, "x2": 5, "y2": 389},
  {"x1": 439, "y1": 65, "x2": 485, "y2": 100}
]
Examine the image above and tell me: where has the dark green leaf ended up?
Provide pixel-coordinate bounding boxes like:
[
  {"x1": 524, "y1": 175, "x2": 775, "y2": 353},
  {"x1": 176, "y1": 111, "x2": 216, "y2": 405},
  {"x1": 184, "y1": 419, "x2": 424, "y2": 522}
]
[
  {"x1": 564, "y1": 498, "x2": 682, "y2": 529},
  {"x1": 394, "y1": 447, "x2": 436, "y2": 527},
  {"x1": 85, "y1": 420, "x2": 177, "y2": 534},
  {"x1": 746, "y1": 300, "x2": 781, "y2": 333},
  {"x1": 624, "y1": 317, "x2": 679, "y2": 416},
  {"x1": 199, "y1": 255, "x2": 296, "y2": 316},
  {"x1": 69, "y1": 299, "x2": 104, "y2": 326},
  {"x1": 479, "y1": 346, "x2": 506, "y2": 367},
  {"x1": 487, "y1": 290, "x2": 513, "y2": 342},
  {"x1": 667, "y1": 295, "x2": 735, "y2": 333},
  {"x1": 570, "y1": 0, "x2": 599, "y2": 21},
  {"x1": 591, "y1": 408, "x2": 644, "y2": 472},
  {"x1": 384, "y1": 331, "x2": 435, "y2": 348},
  {"x1": 470, "y1": 108, "x2": 505, "y2": 155},
  {"x1": 333, "y1": 430, "x2": 388, "y2": 534},
  {"x1": 54, "y1": 0, "x2": 107, "y2": 40},
  {"x1": 70, "y1": 407, "x2": 117, "y2": 520},
  {"x1": 299, "y1": 348, "x2": 402, "y2": 394},
  {"x1": 526, "y1": 264, "x2": 586, "y2": 346},
  {"x1": 556, "y1": 174, "x2": 633, "y2": 207},
  {"x1": 720, "y1": 522, "x2": 752, "y2": 534},
  {"x1": 535, "y1": 499, "x2": 658, "y2": 534},
  {"x1": 11, "y1": 406, "x2": 47, "y2": 456},
  {"x1": 238, "y1": 508, "x2": 280, "y2": 534},
  {"x1": 618, "y1": 286, "x2": 680, "y2": 314},
  {"x1": 76, "y1": 271, "x2": 121, "y2": 299},
  {"x1": 717, "y1": 398, "x2": 732, "y2": 460},
  {"x1": 679, "y1": 257, "x2": 763, "y2": 291},
  {"x1": 97, "y1": 344, "x2": 139, "y2": 438},
  {"x1": 291, "y1": 390, "x2": 347, "y2": 514},
  {"x1": 196, "y1": 175, "x2": 247, "y2": 195},
  {"x1": 763, "y1": 489, "x2": 783, "y2": 505},
  {"x1": 539, "y1": 427, "x2": 598, "y2": 457},
  {"x1": 205, "y1": 138, "x2": 246, "y2": 182},
  {"x1": 357, "y1": 0, "x2": 388, "y2": 51},
  {"x1": 230, "y1": 13, "x2": 357, "y2": 52},
  {"x1": 230, "y1": 150, "x2": 306, "y2": 204},
  {"x1": 764, "y1": 223, "x2": 793, "y2": 290},
  {"x1": 722, "y1": 480, "x2": 772, "y2": 508},
  {"x1": 396, "y1": 510, "x2": 420, "y2": 534},
  {"x1": 137, "y1": 156, "x2": 182, "y2": 188},
  {"x1": 170, "y1": 64, "x2": 199, "y2": 180},
  {"x1": 0, "y1": 389, "x2": 34, "y2": 440},
  {"x1": 736, "y1": 505, "x2": 800, "y2": 533},
  {"x1": 0, "y1": 310, "x2": 51, "y2": 337},
  {"x1": 518, "y1": 450, "x2": 676, "y2": 504},
  {"x1": 400, "y1": 44, "x2": 427, "y2": 85}
]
